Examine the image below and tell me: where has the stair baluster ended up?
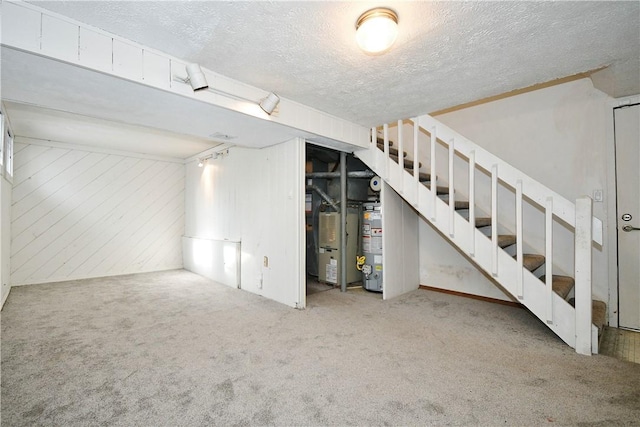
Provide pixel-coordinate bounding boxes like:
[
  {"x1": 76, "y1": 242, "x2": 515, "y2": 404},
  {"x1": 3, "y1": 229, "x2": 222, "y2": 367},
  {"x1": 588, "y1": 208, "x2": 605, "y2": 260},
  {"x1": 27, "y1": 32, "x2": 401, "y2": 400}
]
[
  {"x1": 516, "y1": 180, "x2": 524, "y2": 299},
  {"x1": 469, "y1": 150, "x2": 476, "y2": 257},
  {"x1": 448, "y1": 138, "x2": 455, "y2": 237},
  {"x1": 430, "y1": 127, "x2": 437, "y2": 221},
  {"x1": 491, "y1": 164, "x2": 499, "y2": 276},
  {"x1": 397, "y1": 120, "x2": 404, "y2": 194},
  {"x1": 545, "y1": 197, "x2": 554, "y2": 324}
]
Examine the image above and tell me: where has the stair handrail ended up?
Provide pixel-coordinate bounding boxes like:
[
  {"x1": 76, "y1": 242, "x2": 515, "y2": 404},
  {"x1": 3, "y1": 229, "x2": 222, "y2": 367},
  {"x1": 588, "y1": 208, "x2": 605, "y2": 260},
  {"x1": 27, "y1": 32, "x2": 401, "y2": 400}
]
[{"x1": 414, "y1": 114, "x2": 603, "y2": 245}]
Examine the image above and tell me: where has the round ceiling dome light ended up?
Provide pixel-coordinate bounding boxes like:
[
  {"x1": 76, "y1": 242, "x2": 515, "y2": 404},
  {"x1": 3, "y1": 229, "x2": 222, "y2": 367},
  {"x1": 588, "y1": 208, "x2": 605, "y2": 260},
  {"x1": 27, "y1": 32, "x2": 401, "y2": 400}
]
[{"x1": 355, "y1": 8, "x2": 398, "y2": 55}]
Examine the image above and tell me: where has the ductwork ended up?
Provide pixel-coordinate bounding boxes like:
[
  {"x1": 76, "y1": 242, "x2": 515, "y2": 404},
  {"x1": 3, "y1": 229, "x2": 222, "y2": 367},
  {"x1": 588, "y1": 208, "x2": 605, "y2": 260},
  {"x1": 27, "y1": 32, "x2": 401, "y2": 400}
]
[{"x1": 306, "y1": 185, "x2": 340, "y2": 212}]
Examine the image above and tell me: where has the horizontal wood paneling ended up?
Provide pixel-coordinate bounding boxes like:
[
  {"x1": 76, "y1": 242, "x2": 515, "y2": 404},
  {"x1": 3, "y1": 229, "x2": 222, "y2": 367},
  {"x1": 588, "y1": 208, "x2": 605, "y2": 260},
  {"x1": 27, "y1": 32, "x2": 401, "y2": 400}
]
[{"x1": 11, "y1": 142, "x2": 184, "y2": 285}]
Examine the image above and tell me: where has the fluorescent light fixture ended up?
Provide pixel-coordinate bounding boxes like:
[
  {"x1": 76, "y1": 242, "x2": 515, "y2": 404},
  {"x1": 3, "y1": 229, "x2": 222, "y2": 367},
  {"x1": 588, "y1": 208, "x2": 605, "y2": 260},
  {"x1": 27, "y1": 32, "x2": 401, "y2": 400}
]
[
  {"x1": 185, "y1": 63, "x2": 209, "y2": 91},
  {"x1": 356, "y1": 8, "x2": 398, "y2": 54},
  {"x1": 259, "y1": 92, "x2": 280, "y2": 115}
]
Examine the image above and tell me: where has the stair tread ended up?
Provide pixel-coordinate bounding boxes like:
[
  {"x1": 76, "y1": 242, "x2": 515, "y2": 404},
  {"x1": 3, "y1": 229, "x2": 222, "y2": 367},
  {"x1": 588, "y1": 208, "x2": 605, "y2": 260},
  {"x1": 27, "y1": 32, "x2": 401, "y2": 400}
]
[
  {"x1": 376, "y1": 137, "x2": 394, "y2": 147},
  {"x1": 498, "y1": 235, "x2": 517, "y2": 248},
  {"x1": 383, "y1": 146, "x2": 406, "y2": 158},
  {"x1": 474, "y1": 217, "x2": 492, "y2": 227},
  {"x1": 400, "y1": 159, "x2": 423, "y2": 169},
  {"x1": 592, "y1": 300, "x2": 607, "y2": 331},
  {"x1": 459, "y1": 213, "x2": 492, "y2": 227},
  {"x1": 568, "y1": 298, "x2": 607, "y2": 331},
  {"x1": 522, "y1": 254, "x2": 545, "y2": 271},
  {"x1": 454, "y1": 200, "x2": 470, "y2": 210},
  {"x1": 540, "y1": 275, "x2": 575, "y2": 299},
  {"x1": 418, "y1": 173, "x2": 432, "y2": 182},
  {"x1": 438, "y1": 195, "x2": 469, "y2": 210},
  {"x1": 424, "y1": 185, "x2": 450, "y2": 194}
]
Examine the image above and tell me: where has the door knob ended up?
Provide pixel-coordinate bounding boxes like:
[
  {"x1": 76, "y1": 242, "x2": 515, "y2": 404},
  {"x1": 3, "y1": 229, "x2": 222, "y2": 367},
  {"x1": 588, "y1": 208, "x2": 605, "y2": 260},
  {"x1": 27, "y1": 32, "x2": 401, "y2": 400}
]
[{"x1": 622, "y1": 225, "x2": 640, "y2": 232}]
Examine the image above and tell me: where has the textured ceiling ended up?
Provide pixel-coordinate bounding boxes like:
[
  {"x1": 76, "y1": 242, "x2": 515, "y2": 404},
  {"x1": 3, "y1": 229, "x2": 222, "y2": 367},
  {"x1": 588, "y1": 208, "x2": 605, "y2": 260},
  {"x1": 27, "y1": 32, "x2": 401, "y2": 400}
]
[{"x1": 29, "y1": 1, "x2": 640, "y2": 127}]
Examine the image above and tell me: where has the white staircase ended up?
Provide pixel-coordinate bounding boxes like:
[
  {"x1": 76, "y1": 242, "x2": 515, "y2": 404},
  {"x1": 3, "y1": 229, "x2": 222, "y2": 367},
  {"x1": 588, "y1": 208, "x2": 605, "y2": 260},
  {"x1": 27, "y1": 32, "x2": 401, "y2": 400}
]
[{"x1": 355, "y1": 114, "x2": 604, "y2": 355}]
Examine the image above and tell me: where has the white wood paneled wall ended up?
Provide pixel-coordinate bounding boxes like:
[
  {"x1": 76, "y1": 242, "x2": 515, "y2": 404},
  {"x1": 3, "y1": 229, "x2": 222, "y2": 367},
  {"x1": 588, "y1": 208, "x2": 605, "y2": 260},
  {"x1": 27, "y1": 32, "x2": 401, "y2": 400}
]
[{"x1": 10, "y1": 142, "x2": 184, "y2": 285}]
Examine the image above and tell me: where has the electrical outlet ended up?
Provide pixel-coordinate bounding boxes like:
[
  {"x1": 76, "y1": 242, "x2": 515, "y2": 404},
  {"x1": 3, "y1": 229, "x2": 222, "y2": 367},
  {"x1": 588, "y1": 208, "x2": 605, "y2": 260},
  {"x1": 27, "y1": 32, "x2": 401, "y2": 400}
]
[
  {"x1": 593, "y1": 189, "x2": 603, "y2": 202},
  {"x1": 263, "y1": 256, "x2": 269, "y2": 267}
]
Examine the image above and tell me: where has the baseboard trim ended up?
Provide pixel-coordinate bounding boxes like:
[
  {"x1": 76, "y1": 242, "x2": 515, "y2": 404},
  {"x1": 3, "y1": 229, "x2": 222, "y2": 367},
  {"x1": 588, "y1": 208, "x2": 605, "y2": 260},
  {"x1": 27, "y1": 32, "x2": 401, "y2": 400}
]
[
  {"x1": 419, "y1": 285, "x2": 523, "y2": 309},
  {"x1": 10, "y1": 266, "x2": 184, "y2": 287}
]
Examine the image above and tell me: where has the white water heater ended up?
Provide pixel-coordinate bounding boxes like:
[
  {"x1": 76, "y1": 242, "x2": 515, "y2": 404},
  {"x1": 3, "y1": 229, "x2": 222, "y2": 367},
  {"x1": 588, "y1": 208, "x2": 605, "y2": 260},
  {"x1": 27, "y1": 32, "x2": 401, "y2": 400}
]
[{"x1": 361, "y1": 202, "x2": 382, "y2": 292}]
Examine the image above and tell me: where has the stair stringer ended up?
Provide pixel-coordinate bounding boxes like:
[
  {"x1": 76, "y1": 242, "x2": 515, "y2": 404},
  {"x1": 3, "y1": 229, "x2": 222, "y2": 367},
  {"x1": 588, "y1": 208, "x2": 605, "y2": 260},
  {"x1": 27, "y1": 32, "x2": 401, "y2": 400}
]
[{"x1": 355, "y1": 147, "x2": 579, "y2": 349}]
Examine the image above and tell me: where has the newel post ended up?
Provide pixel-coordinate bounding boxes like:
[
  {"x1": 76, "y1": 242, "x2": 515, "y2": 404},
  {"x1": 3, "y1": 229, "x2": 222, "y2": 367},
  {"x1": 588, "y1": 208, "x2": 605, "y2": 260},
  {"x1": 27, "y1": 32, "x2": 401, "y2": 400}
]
[{"x1": 574, "y1": 196, "x2": 593, "y2": 355}]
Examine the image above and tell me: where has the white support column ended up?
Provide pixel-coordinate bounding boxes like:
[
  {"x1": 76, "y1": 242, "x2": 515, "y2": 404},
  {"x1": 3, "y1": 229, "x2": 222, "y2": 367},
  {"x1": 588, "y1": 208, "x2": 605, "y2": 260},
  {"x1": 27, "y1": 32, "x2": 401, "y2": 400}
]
[
  {"x1": 413, "y1": 118, "x2": 419, "y2": 187},
  {"x1": 397, "y1": 120, "x2": 404, "y2": 194},
  {"x1": 383, "y1": 123, "x2": 390, "y2": 180},
  {"x1": 545, "y1": 197, "x2": 554, "y2": 324},
  {"x1": 430, "y1": 126, "x2": 437, "y2": 221},
  {"x1": 469, "y1": 151, "x2": 476, "y2": 257},
  {"x1": 516, "y1": 180, "x2": 523, "y2": 299},
  {"x1": 448, "y1": 138, "x2": 455, "y2": 237},
  {"x1": 575, "y1": 196, "x2": 593, "y2": 356},
  {"x1": 491, "y1": 164, "x2": 498, "y2": 276}
]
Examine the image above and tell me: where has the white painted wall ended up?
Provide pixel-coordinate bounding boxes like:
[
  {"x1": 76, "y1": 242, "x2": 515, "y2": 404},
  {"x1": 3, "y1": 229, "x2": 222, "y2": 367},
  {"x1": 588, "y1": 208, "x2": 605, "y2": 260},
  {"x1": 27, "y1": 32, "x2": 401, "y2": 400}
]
[
  {"x1": 421, "y1": 78, "x2": 611, "y2": 302},
  {"x1": 184, "y1": 139, "x2": 305, "y2": 308},
  {"x1": 381, "y1": 182, "x2": 420, "y2": 300},
  {"x1": 1, "y1": 175, "x2": 11, "y2": 307},
  {"x1": 10, "y1": 140, "x2": 184, "y2": 285}
]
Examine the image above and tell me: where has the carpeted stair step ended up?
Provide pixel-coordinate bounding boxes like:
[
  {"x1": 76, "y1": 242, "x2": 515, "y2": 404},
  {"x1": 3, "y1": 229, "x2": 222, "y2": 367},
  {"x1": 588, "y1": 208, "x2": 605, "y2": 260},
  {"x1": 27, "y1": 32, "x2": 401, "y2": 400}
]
[
  {"x1": 376, "y1": 137, "x2": 394, "y2": 147},
  {"x1": 422, "y1": 184, "x2": 450, "y2": 194},
  {"x1": 540, "y1": 275, "x2": 575, "y2": 299},
  {"x1": 383, "y1": 146, "x2": 407, "y2": 158},
  {"x1": 438, "y1": 194, "x2": 469, "y2": 210},
  {"x1": 418, "y1": 172, "x2": 433, "y2": 182},
  {"x1": 474, "y1": 217, "x2": 492, "y2": 227},
  {"x1": 568, "y1": 298, "x2": 607, "y2": 332},
  {"x1": 498, "y1": 235, "x2": 517, "y2": 248},
  {"x1": 592, "y1": 300, "x2": 607, "y2": 332},
  {"x1": 522, "y1": 254, "x2": 545, "y2": 272},
  {"x1": 399, "y1": 158, "x2": 423, "y2": 170},
  {"x1": 458, "y1": 212, "x2": 492, "y2": 227}
]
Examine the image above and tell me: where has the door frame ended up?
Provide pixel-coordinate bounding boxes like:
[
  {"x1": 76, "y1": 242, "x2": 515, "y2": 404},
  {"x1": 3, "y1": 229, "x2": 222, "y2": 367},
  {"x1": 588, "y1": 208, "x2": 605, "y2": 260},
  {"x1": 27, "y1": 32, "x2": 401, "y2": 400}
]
[{"x1": 606, "y1": 94, "x2": 640, "y2": 327}]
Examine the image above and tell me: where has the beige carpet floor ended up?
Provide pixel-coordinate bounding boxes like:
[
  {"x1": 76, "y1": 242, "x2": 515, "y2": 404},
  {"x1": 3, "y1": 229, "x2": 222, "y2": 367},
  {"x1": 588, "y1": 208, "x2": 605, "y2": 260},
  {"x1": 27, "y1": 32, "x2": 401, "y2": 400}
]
[{"x1": 2, "y1": 269, "x2": 639, "y2": 426}]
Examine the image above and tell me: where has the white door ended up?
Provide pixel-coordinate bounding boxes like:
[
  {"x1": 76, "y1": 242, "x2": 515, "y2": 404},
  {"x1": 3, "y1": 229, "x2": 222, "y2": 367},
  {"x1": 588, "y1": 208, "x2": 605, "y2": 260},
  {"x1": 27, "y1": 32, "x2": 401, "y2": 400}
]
[{"x1": 616, "y1": 103, "x2": 640, "y2": 330}]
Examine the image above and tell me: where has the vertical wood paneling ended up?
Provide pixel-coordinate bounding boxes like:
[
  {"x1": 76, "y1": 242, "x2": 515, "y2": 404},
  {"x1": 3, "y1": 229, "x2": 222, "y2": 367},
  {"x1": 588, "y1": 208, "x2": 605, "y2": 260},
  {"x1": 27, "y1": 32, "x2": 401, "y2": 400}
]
[
  {"x1": 41, "y1": 15, "x2": 79, "y2": 61},
  {"x1": 113, "y1": 39, "x2": 143, "y2": 79},
  {"x1": 79, "y1": 28, "x2": 113, "y2": 72},
  {"x1": 10, "y1": 142, "x2": 184, "y2": 285},
  {"x1": 1, "y1": 2, "x2": 41, "y2": 51}
]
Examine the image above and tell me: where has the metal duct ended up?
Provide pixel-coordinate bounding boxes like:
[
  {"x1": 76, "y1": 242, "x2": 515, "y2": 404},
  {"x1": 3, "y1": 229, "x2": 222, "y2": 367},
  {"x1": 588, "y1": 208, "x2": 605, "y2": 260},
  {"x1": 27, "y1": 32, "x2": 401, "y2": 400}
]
[
  {"x1": 306, "y1": 185, "x2": 340, "y2": 212},
  {"x1": 305, "y1": 171, "x2": 376, "y2": 179}
]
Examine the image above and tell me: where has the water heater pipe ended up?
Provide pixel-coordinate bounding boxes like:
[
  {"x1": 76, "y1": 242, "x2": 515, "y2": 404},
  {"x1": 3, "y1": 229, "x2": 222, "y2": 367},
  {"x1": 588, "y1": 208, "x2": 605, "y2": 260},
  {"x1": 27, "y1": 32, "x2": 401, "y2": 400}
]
[{"x1": 340, "y1": 151, "x2": 347, "y2": 292}]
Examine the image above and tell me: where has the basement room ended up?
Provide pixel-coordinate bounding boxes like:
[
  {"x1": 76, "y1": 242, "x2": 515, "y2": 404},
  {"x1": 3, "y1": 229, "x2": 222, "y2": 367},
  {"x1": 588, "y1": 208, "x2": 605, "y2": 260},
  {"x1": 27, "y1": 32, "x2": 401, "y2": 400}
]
[{"x1": 1, "y1": 1, "x2": 639, "y2": 425}]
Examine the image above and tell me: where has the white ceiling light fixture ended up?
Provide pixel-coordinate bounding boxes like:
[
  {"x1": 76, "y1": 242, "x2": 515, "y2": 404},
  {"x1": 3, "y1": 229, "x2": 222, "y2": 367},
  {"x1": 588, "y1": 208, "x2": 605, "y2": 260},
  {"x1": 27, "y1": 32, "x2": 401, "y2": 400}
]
[
  {"x1": 185, "y1": 63, "x2": 209, "y2": 91},
  {"x1": 259, "y1": 92, "x2": 280, "y2": 115},
  {"x1": 355, "y1": 8, "x2": 399, "y2": 55}
]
